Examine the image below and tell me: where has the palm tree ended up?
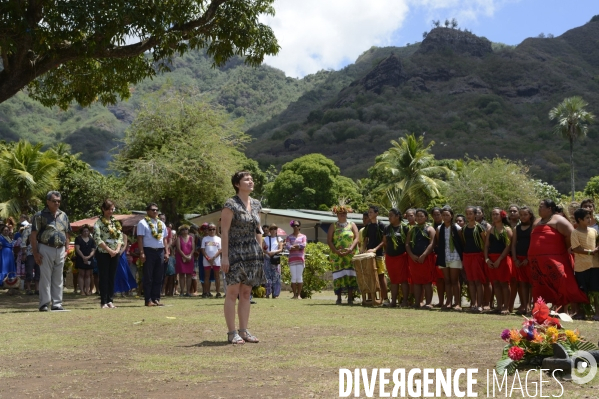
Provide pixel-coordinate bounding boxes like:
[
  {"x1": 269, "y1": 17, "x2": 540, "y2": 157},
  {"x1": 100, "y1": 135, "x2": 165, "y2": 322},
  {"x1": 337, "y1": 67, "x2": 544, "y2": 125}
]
[
  {"x1": 372, "y1": 134, "x2": 453, "y2": 210},
  {"x1": 0, "y1": 140, "x2": 63, "y2": 217},
  {"x1": 549, "y1": 96, "x2": 595, "y2": 200}
]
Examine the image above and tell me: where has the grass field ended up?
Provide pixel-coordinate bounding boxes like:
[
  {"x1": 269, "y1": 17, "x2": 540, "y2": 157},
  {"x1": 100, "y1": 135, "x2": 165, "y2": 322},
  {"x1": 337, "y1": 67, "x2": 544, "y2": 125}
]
[{"x1": 1, "y1": 290, "x2": 598, "y2": 398}]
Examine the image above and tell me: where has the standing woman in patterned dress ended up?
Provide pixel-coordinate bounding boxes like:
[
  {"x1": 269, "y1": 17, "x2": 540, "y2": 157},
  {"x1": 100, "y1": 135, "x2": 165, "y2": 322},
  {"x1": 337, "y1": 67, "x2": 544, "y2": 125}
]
[
  {"x1": 221, "y1": 171, "x2": 264, "y2": 345},
  {"x1": 327, "y1": 204, "x2": 360, "y2": 305}
]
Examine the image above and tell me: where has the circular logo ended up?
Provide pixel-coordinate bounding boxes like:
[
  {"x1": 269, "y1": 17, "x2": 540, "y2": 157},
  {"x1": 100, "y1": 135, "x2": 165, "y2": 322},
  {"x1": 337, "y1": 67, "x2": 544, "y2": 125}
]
[{"x1": 571, "y1": 351, "x2": 598, "y2": 385}]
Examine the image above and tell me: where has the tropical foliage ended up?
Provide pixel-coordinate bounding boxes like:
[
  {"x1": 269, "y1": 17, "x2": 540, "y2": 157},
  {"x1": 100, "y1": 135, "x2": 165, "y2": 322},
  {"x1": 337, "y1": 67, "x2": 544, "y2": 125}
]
[
  {"x1": 0, "y1": 0, "x2": 279, "y2": 107},
  {"x1": 443, "y1": 158, "x2": 540, "y2": 215},
  {"x1": 0, "y1": 141, "x2": 63, "y2": 217},
  {"x1": 281, "y1": 242, "x2": 331, "y2": 299},
  {"x1": 549, "y1": 96, "x2": 595, "y2": 200},
  {"x1": 371, "y1": 134, "x2": 452, "y2": 211},
  {"x1": 110, "y1": 91, "x2": 249, "y2": 222},
  {"x1": 266, "y1": 154, "x2": 363, "y2": 211}
]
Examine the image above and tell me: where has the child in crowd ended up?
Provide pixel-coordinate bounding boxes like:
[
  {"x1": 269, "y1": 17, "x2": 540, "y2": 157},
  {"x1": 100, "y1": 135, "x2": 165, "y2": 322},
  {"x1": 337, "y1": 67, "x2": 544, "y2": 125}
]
[
  {"x1": 201, "y1": 223, "x2": 222, "y2": 298},
  {"x1": 570, "y1": 208, "x2": 599, "y2": 320}
]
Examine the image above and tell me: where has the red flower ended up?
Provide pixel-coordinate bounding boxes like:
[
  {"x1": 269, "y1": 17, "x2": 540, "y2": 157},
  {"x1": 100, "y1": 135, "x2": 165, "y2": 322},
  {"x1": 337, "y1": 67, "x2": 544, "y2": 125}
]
[
  {"x1": 500, "y1": 210, "x2": 507, "y2": 218},
  {"x1": 508, "y1": 346, "x2": 525, "y2": 361},
  {"x1": 532, "y1": 297, "x2": 561, "y2": 328}
]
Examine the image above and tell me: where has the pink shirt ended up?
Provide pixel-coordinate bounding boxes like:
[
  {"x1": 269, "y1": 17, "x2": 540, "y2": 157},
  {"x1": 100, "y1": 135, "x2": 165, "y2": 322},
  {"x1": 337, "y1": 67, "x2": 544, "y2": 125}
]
[{"x1": 285, "y1": 234, "x2": 307, "y2": 266}]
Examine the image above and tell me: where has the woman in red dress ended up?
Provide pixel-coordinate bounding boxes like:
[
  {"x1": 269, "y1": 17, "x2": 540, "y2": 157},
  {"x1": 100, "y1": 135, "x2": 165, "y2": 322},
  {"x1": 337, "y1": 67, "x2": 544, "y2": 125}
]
[{"x1": 528, "y1": 199, "x2": 588, "y2": 309}]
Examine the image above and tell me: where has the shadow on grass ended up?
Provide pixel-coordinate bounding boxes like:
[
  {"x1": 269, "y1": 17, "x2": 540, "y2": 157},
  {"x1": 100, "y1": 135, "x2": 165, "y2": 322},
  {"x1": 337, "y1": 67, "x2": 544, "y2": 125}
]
[{"x1": 181, "y1": 341, "x2": 230, "y2": 347}]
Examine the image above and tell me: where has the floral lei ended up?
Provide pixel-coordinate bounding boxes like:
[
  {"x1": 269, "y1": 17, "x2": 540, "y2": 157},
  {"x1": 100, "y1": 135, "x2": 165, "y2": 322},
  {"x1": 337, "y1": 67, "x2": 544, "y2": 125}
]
[
  {"x1": 145, "y1": 216, "x2": 163, "y2": 240},
  {"x1": 101, "y1": 216, "x2": 122, "y2": 239}
]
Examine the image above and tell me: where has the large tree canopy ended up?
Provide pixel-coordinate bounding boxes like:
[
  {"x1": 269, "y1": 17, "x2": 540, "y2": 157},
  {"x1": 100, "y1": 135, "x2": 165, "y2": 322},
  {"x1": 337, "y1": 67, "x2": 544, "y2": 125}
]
[
  {"x1": 0, "y1": 0, "x2": 279, "y2": 108},
  {"x1": 110, "y1": 91, "x2": 249, "y2": 222}
]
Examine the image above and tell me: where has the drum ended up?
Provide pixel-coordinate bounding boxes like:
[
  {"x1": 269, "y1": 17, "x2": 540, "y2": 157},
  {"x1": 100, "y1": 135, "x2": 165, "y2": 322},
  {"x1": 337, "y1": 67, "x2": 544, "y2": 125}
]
[{"x1": 351, "y1": 252, "x2": 382, "y2": 307}]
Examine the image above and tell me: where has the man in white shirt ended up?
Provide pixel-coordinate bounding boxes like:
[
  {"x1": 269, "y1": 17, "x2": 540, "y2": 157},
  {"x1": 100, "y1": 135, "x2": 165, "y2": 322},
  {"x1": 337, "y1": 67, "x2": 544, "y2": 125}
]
[{"x1": 137, "y1": 203, "x2": 169, "y2": 307}]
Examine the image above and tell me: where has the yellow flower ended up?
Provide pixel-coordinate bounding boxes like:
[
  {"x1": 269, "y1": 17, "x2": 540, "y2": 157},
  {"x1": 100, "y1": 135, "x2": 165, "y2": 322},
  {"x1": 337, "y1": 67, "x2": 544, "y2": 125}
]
[
  {"x1": 565, "y1": 330, "x2": 579, "y2": 343},
  {"x1": 509, "y1": 329, "x2": 521, "y2": 343},
  {"x1": 546, "y1": 327, "x2": 559, "y2": 344}
]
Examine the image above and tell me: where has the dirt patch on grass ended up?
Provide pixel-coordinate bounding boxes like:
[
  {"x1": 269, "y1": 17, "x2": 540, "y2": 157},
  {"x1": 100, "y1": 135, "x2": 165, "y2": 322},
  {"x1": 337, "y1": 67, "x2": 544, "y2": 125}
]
[{"x1": 2, "y1": 290, "x2": 599, "y2": 398}]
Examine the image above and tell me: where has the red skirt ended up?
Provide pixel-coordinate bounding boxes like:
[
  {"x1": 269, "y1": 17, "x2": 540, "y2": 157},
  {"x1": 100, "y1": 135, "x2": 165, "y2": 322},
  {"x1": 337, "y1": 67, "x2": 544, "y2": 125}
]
[
  {"x1": 463, "y1": 252, "x2": 486, "y2": 283},
  {"x1": 407, "y1": 254, "x2": 436, "y2": 285},
  {"x1": 431, "y1": 254, "x2": 443, "y2": 280},
  {"x1": 487, "y1": 253, "x2": 513, "y2": 283},
  {"x1": 516, "y1": 255, "x2": 532, "y2": 284},
  {"x1": 386, "y1": 253, "x2": 410, "y2": 284}
]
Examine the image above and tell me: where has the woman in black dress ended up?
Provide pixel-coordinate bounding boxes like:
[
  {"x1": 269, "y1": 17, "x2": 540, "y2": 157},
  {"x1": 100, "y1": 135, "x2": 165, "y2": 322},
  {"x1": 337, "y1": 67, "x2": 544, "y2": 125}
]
[{"x1": 75, "y1": 224, "x2": 96, "y2": 296}]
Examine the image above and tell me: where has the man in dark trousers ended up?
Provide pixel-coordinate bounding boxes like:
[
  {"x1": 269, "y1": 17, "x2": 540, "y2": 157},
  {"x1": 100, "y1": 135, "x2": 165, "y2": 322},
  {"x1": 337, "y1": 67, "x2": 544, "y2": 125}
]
[{"x1": 137, "y1": 203, "x2": 169, "y2": 306}]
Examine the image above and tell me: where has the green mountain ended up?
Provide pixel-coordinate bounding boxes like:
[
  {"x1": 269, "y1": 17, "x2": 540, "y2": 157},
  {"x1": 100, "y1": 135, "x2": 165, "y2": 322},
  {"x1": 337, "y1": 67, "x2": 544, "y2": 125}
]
[
  {"x1": 0, "y1": 50, "x2": 328, "y2": 171},
  {"x1": 245, "y1": 20, "x2": 599, "y2": 193},
  {"x1": 3, "y1": 18, "x2": 599, "y2": 193}
]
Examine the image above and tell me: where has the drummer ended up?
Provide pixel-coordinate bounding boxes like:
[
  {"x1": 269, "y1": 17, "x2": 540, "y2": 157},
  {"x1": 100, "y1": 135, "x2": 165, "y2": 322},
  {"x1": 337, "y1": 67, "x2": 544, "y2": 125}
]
[{"x1": 363, "y1": 206, "x2": 389, "y2": 305}]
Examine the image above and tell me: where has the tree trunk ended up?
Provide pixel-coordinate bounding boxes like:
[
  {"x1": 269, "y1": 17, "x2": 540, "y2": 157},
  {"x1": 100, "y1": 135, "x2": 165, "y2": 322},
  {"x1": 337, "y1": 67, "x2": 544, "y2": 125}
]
[{"x1": 570, "y1": 137, "x2": 575, "y2": 201}]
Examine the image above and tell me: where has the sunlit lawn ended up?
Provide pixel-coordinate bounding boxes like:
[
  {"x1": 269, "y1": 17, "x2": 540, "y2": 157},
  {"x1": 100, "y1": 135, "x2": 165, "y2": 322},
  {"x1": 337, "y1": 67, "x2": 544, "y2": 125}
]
[{"x1": 1, "y1": 290, "x2": 598, "y2": 398}]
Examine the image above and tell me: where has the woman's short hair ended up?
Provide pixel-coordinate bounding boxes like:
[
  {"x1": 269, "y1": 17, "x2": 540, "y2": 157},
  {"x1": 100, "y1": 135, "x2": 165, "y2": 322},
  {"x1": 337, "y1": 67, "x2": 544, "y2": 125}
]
[
  {"x1": 101, "y1": 199, "x2": 116, "y2": 211},
  {"x1": 231, "y1": 171, "x2": 252, "y2": 193}
]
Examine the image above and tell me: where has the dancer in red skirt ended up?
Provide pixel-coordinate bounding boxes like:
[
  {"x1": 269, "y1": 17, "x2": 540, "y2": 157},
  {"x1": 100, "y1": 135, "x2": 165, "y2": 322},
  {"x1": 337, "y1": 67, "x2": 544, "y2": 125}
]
[
  {"x1": 462, "y1": 206, "x2": 487, "y2": 312},
  {"x1": 511, "y1": 206, "x2": 534, "y2": 315},
  {"x1": 406, "y1": 209, "x2": 436, "y2": 309},
  {"x1": 484, "y1": 208, "x2": 513, "y2": 315},
  {"x1": 383, "y1": 208, "x2": 410, "y2": 307}
]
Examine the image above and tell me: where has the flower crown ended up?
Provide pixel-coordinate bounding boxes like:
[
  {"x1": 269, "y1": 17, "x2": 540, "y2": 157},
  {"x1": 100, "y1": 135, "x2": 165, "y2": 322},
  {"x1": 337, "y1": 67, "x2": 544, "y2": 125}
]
[
  {"x1": 332, "y1": 197, "x2": 353, "y2": 215},
  {"x1": 331, "y1": 205, "x2": 353, "y2": 214},
  {"x1": 290, "y1": 220, "x2": 297, "y2": 227}
]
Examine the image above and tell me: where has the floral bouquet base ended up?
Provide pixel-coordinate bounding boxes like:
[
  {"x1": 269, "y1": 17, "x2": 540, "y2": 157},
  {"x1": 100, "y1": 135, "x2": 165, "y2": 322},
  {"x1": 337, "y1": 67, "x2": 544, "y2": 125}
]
[{"x1": 495, "y1": 297, "x2": 599, "y2": 375}]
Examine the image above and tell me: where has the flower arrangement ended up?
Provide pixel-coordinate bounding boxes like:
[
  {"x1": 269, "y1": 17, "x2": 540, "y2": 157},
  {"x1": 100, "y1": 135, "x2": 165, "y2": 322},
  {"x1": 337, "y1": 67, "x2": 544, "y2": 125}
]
[
  {"x1": 331, "y1": 197, "x2": 353, "y2": 214},
  {"x1": 496, "y1": 297, "x2": 599, "y2": 375}
]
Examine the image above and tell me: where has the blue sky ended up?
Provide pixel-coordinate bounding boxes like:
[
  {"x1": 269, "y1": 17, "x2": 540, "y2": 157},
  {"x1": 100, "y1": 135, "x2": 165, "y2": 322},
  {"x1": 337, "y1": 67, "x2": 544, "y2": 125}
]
[
  {"x1": 394, "y1": 0, "x2": 598, "y2": 46},
  {"x1": 262, "y1": 0, "x2": 599, "y2": 78}
]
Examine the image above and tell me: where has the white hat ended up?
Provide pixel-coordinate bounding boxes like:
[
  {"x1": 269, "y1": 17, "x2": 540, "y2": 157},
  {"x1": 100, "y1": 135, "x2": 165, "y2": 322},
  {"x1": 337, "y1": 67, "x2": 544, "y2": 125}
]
[{"x1": 20, "y1": 221, "x2": 30, "y2": 227}]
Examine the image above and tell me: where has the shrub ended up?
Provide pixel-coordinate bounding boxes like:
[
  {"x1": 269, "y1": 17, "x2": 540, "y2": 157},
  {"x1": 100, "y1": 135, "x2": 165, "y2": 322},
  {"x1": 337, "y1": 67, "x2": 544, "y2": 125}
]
[{"x1": 281, "y1": 242, "x2": 331, "y2": 299}]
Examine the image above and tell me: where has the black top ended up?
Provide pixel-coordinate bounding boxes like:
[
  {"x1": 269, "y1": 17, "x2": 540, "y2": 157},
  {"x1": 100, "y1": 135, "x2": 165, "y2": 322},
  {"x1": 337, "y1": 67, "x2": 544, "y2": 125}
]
[
  {"x1": 463, "y1": 225, "x2": 483, "y2": 253},
  {"x1": 366, "y1": 221, "x2": 386, "y2": 256},
  {"x1": 384, "y1": 224, "x2": 407, "y2": 257},
  {"x1": 488, "y1": 230, "x2": 507, "y2": 254},
  {"x1": 515, "y1": 225, "x2": 532, "y2": 257},
  {"x1": 435, "y1": 224, "x2": 464, "y2": 265},
  {"x1": 410, "y1": 225, "x2": 431, "y2": 256},
  {"x1": 74, "y1": 235, "x2": 96, "y2": 268}
]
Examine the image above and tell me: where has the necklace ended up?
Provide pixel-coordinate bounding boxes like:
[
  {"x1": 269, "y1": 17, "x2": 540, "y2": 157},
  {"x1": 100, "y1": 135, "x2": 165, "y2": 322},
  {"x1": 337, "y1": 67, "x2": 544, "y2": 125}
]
[
  {"x1": 101, "y1": 216, "x2": 122, "y2": 239},
  {"x1": 539, "y1": 215, "x2": 553, "y2": 225},
  {"x1": 337, "y1": 221, "x2": 349, "y2": 228},
  {"x1": 145, "y1": 216, "x2": 163, "y2": 240}
]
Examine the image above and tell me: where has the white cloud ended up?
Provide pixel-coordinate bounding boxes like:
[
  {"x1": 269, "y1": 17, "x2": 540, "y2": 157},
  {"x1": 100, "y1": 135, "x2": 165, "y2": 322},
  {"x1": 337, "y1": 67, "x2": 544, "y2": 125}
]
[
  {"x1": 261, "y1": 0, "x2": 409, "y2": 78},
  {"x1": 261, "y1": 0, "x2": 517, "y2": 77}
]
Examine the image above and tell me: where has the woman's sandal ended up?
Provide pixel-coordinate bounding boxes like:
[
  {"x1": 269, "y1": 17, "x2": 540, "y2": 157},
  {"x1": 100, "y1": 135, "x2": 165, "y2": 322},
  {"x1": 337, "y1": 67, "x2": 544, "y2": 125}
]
[
  {"x1": 238, "y1": 329, "x2": 259, "y2": 343},
  {"x1": 227, "y1": 330, "x2": 245, "y2": 345}
]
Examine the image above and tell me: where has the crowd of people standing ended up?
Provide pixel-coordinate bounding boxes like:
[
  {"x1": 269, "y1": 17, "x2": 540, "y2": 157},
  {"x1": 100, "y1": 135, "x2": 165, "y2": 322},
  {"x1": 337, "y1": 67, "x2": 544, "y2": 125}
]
[
  {"x1": 3, "y1": 174, "x2": 599, "y2": 346},
  {"x1": 325, "y1": 199, "x2": 599, "y2": 323}
]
